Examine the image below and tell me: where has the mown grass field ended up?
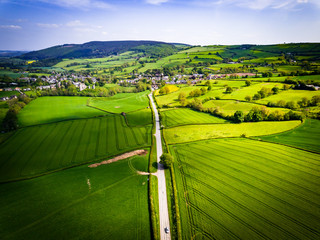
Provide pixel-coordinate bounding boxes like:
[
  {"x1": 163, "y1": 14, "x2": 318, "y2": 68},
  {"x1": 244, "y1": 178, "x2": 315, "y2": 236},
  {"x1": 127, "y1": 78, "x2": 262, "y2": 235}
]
[
  {"x1": 0, "y1": 115, "x2": 152, "y2": 182},
  {"x1": 89, "y1": 91, "x2": 150, "y2": 113},
  {"x1": 164, "y1": 121, "x2": 301, "y2": 144},
  {"x1": 0, "y1": 152, "x2": 151, "y2": 240},
  {"x1": 171, "y1": 138, "x2": 320, "y2": 240},
  {"x1": 256, "y1": 119, "x2": 320, "y2": 153},
  {"x1": 126, "y1": 108, "x2": 152, "y2": 126},
  {"x1": 160, "y1": 108, "x2": 227, "y2": 128},
  {"x1": 18, "y1": 97, "x2": 105, "y2": 126}
]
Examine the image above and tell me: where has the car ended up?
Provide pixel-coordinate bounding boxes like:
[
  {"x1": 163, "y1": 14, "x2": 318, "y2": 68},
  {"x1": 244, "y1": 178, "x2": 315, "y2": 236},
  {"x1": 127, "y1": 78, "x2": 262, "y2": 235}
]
[{"x1": 165, "y1": 227, "x2": 169, "y2": 234}]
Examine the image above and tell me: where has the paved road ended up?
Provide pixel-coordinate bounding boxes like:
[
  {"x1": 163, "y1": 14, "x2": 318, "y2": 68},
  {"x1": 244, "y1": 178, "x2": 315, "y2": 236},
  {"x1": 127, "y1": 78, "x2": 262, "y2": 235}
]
[{"x1": 149, "y1": 91, "x2": 171, "y2": 240}]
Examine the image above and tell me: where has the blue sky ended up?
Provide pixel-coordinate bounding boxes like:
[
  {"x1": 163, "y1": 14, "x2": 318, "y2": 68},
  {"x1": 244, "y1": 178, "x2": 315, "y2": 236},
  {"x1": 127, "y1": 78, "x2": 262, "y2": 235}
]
[{"x1": 0, "y1": 0, "x2": 319, "y2": 50}]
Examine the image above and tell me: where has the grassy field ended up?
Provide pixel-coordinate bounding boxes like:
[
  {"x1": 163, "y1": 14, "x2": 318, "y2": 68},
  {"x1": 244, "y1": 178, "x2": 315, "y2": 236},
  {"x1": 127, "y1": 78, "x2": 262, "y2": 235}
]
[
  {"x1": 203, "y1": 100, "x2": 290, "y2": 115},
  {"x1": 160, "y1": 108, "x2": 227, "y2": 127},
  {"x1": 255, "y1": 119, "x2": 320, "y2": 153},
  {"x1": 18, "y1": 97, "x2": 105, "y2": 126},
  {"x1": 0, "y1": 115, "x2": 152, "y2": 182},
  {"x1": 0, "y1": 91, "x2": 19, "y2": 98},
  {"x1": 89, "y1": 91, "x2": 150, "y2": 113},
  {"x1": 126, "y1": 108, "x2": 152, "y2": 126},
  {"x1": 257, "y1": 89, "x2": 320, "y2": 104},
  {"x1": 171, "y1": 138, "x2": 320, "y2": 240},
  {"x1": 0, "y1": 152, "x2": 151, "y2": 240},
  {"x1": 221, "y1": 82, "x2": 284, "y2": 101},
  {"x1": 164, "y1": 121, "x2": 301, "y2": 144}
]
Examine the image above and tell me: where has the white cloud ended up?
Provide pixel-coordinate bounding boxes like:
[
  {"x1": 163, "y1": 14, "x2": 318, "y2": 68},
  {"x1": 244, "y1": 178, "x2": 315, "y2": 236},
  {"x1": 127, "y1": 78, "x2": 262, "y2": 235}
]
[
  {"x1": 0, "y1": 25, "x2": 21, "y2": 29},
  {"x1": 146, "y1": 0, "x2": 169, "y2": 5},
  {"x1": 37, "y1": 23, "x2": 59, "y2": 28},
  {"x1": 194, "y1": 0, "x2": 310, "y2": 10},
  {"x1": 39, "y1": 0, "x2": 113, "y2": 10},
  {"x1": 66, "y1": 20, "x2": 83, "y2": 27}
]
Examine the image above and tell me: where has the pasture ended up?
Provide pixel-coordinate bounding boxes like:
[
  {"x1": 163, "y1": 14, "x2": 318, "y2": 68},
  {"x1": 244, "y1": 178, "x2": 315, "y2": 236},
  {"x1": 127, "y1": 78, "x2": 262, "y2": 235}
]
[
  {"x1": 18, "y1": 97, "x2": 105, "y2": 126},
  {"x1": 256, "y1": 119, "x2": 320, "y2": 153},
  {"x1": 160, "y1": 108, "x2": 227, "y2": 128},
  {"x1": 257, "y1": 89, "x2": 320, "y2": 105},
  {"x1": 0, "y1": 91, "x2": 19, "y2": 98},
  {"x1": 126, "y1": 108, "x2": 152, "y2": 126},
  {"x1": 203, "y1": 100, "x2": 290, "y2": 115},
  {"x1": 164, "y1": 121, "x2": 301, "y2": 144},
  {"x1": 0, "y1": 115, "x2": 152, "y2": 182},
  {"x1": 171, "y1": 138, "x2": 320, "y2": 240},
  {"x1": 0, "y1": 153, "x2": 151, "y2": 240},
  {"x1": 89, "y1": 91, "x2": 150, "y2": 113}
]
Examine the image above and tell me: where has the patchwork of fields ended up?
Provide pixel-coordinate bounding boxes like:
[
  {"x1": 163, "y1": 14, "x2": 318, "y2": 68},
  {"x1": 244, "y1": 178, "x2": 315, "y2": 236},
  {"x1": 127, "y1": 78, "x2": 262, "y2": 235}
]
[
  {"x1": 0, "y1": 115, "x2": 151, "y2": 182},
  {"x1": 171, "y1": 138, "x2": 320, "y2": 240}
]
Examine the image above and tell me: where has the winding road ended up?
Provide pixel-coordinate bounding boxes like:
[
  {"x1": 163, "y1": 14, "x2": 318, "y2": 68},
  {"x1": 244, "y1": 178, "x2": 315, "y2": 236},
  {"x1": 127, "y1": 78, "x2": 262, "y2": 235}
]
[{"x1": 148, "y1": 91, "x2": 171, "y2": 240}]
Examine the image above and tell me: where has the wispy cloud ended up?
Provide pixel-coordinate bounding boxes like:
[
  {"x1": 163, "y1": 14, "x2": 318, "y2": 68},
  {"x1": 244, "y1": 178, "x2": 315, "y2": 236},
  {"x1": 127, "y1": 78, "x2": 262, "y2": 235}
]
[
  {"x1": 0, "y1": 25, "x2": 21, "y2": 29},
  {"x1": 38, "y1": 0, "x2": 113, "y2": 10},
  {"x1": 195, "y1": 0, "x2": 310, "y2": 10},
  {"x1": 145, "y1": 0, "x2": 169, "y2": 5},
  {"x1": 37, "y1": 23, "x2": 59, "y2": 28}
]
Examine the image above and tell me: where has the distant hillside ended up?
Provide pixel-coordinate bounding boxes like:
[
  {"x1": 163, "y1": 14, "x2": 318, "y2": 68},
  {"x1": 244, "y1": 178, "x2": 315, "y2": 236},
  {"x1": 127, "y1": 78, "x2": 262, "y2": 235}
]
[
  {"x1": 0, "y1": 51, "x2": 29, "y2": 58},
  {"x1": 19, "y1": 41, "x2": 178, "y2": 60}
]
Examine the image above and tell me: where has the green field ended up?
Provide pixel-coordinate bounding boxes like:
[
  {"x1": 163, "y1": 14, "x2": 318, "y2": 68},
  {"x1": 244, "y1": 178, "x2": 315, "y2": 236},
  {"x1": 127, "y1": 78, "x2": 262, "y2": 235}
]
[
  {"x1": 171, "y1": 138, "x2": 320, "y2": 239},
  {"x1": 89, "y1": 91, "x2": 150, "y2": 113},
  {"x1": 203, "y1": 100, "x2": 290, "y2": 115},
  {"x1": 0, "y1": 151, "x2": 151, "y2": 240},
  {"x1": 18, "y1": 97, "x2": 105, "y2": 126},
  {"x1": 164, "y1": 121, "x2": 301, "y2": 144},
  {"x1": 0, "y1": 115, "x2": 152, "y2": 182},
  {"x1": 256, "y1": 119, "x2": 320, "y2": 153},
  {"x1": 257, "y1": 89, "x2": 320, "y2": 105},
  {"x1": 126, "y1": 108, "x2": 152, "y2": 126},
  {"x1": 0, "y1": 91, "x2": 19, "y2": 98},
  {"x1": 160, "y1": 108, "x2": 227, "y2": 127}
]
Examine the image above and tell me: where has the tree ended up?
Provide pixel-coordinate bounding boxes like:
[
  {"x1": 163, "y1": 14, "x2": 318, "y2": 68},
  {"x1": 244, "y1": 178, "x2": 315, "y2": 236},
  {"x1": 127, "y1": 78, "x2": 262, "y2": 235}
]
[
  {"x1": 245, "y1": 95, "x2": 251, "y2": 102},
  {"x1": 245, "y1": 80, "x2": 251, "y2": 87},
  {"x1": 225, "y1": 86, "x2": 233, "y2": 94},
  {"x1": 160, "y1": 153, "x2": 173, "y2": 168},
  {"x1": 234, "y1": 110, "x2": 244, "y2": 123}
]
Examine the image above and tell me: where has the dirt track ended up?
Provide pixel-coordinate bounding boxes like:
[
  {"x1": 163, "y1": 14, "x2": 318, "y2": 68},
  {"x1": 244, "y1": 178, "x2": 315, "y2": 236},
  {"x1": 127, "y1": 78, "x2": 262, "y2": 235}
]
[{"x1": 88, "y1": 149, "x2": 147, "y2": 168}]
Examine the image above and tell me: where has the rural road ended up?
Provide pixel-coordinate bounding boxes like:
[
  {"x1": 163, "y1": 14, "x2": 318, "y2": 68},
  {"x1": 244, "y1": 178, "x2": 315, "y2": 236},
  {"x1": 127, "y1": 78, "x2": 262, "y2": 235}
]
[{"x1": 149, "y1": 91, "x2": 171, "y2": 240}]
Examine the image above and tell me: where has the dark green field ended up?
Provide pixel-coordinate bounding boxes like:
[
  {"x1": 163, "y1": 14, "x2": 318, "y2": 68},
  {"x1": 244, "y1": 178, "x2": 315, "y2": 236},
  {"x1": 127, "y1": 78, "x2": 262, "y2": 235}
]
[
  {"x1": 171, "y1": 138, "x2": 320, "y2": 240},
  {"x1": 256, "y1": 119, "x2": 320, "y2": 153}
]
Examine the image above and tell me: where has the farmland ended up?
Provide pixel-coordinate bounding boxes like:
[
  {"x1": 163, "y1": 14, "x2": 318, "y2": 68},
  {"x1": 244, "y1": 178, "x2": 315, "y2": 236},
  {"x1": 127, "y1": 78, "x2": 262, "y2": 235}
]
[
  {"x1": 18, "y1": 96, "x2": 106, "y2": 126},
  {"x1": 0, "y1": 115, "x2": 152, "y2": 182},
  {"x1": 89, "y1": 91, "x2": 150, "y2": 113},
  {"x1": 0, "y1": 153, "x2": 151, "y2": 240},
  {"x1": 160, "y1": 108, "x2": 227, "y2": 128},
  {"x1": 256, "y1": 119, "x2": 320, "y2": 153},
  {"x1": 170, "y1": 138, "x2": 320, "y2": 240},
  {"x1": 164, "y1": 121, "x2": 301, "y2": 144}
]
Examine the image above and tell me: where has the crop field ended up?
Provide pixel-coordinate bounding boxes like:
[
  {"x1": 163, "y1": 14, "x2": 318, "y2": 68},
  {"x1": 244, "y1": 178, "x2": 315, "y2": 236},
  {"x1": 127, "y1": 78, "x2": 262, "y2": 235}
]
[
  {"x1": 160, "y1": 108, "x2": 227, "y2": 127},
  {"x1": 89, "y1": 91, "x2": 150, "y2": 113},
  {"x1": 256, "y1": 119, "x2": 320, "y2": 153},
  {"x1": 203, "y1": 100, "x2": 290, "y2": 115},
  {"x1": 257, "y1": 89, "x2": 320, "y2": 104},
  {"x1": 164, "y1": 121, "x2": 301, "y2": 144},
  {"x1": 0, "y1": 115, "x2": 152, "y2": 182},
  {"x1": 18, "y1": 97, "x2": 105, "y2": 126},
  {"x1": 126, "y1": 108, "x2": 152, "y2": 126},
  {"x1": 0, "y1": 153, "x2": 151, "y2": 240},
  {"x1": 170, "y1": 138, "x2": 320, "y2": 240}
]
